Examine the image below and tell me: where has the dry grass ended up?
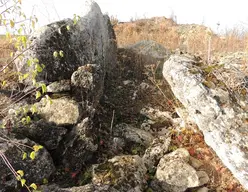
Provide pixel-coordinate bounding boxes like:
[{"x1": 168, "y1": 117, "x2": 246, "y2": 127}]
[{"x1": 114, "y1": 16, "x2": 248, "y2": 62}]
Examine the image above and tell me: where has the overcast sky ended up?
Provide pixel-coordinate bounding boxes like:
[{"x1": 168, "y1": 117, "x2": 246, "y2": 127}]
[{"x1": 21, "y1": 0, "x2": 248, "y2": 33}]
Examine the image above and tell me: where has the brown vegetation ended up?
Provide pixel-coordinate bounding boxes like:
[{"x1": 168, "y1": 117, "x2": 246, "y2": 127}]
[{"x1": 114, "y1": 17, "x2": 248, "y2": 62}]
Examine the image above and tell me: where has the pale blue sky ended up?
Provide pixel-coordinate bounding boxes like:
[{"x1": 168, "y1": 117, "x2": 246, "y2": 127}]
[{"x1": 21, "y1": 0, "x2": 248, "y2": 33}]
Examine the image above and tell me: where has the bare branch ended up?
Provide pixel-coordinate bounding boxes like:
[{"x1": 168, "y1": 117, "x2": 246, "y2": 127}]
[{"x1": 0, "y1": 45, "x2": 33, "y2": 73}]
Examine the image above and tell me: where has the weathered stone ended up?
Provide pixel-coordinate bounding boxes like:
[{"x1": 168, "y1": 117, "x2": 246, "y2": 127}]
[
  {"x1": 142, "y1": 134, "x2": 171, "y2": 169},
  {"x1": 189, "y1": 156, "x2": 204, "y2": 169},
  {"x1": 15, "y1": 1, "x2": 116, "y2": 85},
  {"x1": 41, "y1": 183, "x2": 118, "y2": 192},
  {"x1": 125, "y1": 40, "x2": 170, "y2": 64},
  {"x1": 197, "y1": 171, "x2": 209, "y2": 186},
  {"x1": 92, "y1": 155, "x2": 147, "y2": 191},
  {"x1": 59, "y1": 117, "x2": 97, "y2": 171},
  {"x1": 140, "y1": 107, "x2": 173, "y2": 127},
  {"x1": 0, "y1": 137, "x2": 55, "y2": 190},
  {"x1": 156, "y1": 148, "x2": 206, "y2": 192},
  {"x1": 163, "y1": 54, "x2": 248, "y2": 189},
  {"x1": 12, "y1": 119, "x2": 67, "y2": 150},
  {"x1": 113, "y1": 123, "x2": 154, "y2": 148},
  {"x1": 71, "y1": 64, "x2": 103, "y2": 110},
  {"x1": 46, "y1": 80, "x2": 71, "y2": 93},
  {"x1": 37, "y1": 97, "x2": 81, "y2": 126}
]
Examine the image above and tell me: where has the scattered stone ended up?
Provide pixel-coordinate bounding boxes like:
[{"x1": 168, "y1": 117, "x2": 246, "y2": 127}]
[
  {"x1": 37, "y1": 97, "x2": 81, "y2": 126},
  {"x1": 123, "y1": 80, "x2": 133, "y2": 85},
  {"x1": 156, "y1": 148, "x2": 207, "y2": 191},
  {"x1": 92, "y1": 155, "x2": 147, "y2": 191},
  {"x1": 143, "y1": 134, "x2": 171, "y2": 169},
  {"x1": 197, "y1": 171, "x2": 210, "y2": 186},
  {"x1": 139, "y1": 82, "x2": 150, "y2": 90},
  {"x1": 12, "y1": 119, "x2": 67, "y2": 150},
  {"x1": 59, "y1": 117, "x2": 98, "y2": 171},
  {"x1": 189, "y1": 156, "x2": 204, "y2": 169},
  {"x1": 140, "y1": 107, "x2": 172, "y2": 123},
  {"x1": 0, "y1": 137, "x2": 55, "y2": 190},
  {"x1": 113, "y1": 123, "x2": 154, "y2": 148},
  {"x1": 46, "y1": 80, "x2": 71, "y2": 93},
  {"x1": 125, "y1": 40, "x2": 170, "y2": 64}
]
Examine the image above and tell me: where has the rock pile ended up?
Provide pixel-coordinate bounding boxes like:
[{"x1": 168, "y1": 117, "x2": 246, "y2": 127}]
[{"x1": 0, "y1": 1, "x2": 247, "y2": 192}]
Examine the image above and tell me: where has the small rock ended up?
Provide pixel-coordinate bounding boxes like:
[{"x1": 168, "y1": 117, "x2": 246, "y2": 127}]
[
  {"x1": 140, "y1": 107, "x2": 172, "y2": 125},
  {"x1": 156, "y1": 160, "x2": 200, "y2": 189},
  {"x1": 46, "y1": 80, "x2": 71, "y2": 93},
  {"x1": 114, "y1": 123, "x2": 154, "y2": 148},
  {"x1": 189, "y1": 156, "x2": 204, "y2": 169},
  {"x1": 123, "y1": 80, "x2": 132, "y2": 85},
  {"x1": 197, "y1": 171, "x2": 210, "y2": 185},
  {"x1": 156, "y1": 148, "x2": 206, "y2": 191},
  {"x1": 139, "y1": 82, "x2": 149, "y2": 90},
  {"x1": 37, "y1": 97, "x2": 81, "y2": 126},
  {"x1": 92, "y1": 155, "x2": 147, "y2": 191},
  {"x1": 143, "y1": 135, "x2": 171, "y2": 169}
]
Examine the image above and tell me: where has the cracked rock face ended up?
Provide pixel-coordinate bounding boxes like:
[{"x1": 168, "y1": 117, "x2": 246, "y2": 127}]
[
  {"x1": 15, "y1": 1, "x2": 116, "y2": 84},
  {"x1": 37, "y1": 97, "x2": 81, "y2": 126},
  {"x1": 163, "y1": 54, "x2": 248, "y2": 189},
  {"x1": 0, "y1": 137, "x2": 55, "y2": 190}
]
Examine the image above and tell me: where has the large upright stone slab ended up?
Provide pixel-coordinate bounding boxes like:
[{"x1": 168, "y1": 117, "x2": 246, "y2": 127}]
[
  {"x1": 163, "y1": 54, "x2": 248, "y2": 189},
  {"x1": 15, "y1": 1, "x2": 116, "y2": 84}
]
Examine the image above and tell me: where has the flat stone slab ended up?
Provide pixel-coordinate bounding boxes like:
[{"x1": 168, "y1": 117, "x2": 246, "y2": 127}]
[{"x1": 163, "y1": 54, "x2": 248, "y2": 189}]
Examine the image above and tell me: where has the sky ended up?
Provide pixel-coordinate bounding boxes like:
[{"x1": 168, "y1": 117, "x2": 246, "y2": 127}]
[{"x1": 20, "y1": 0, "x2": 248, "y2": 34}]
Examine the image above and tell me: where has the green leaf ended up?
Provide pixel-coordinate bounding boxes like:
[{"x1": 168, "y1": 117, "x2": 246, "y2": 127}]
[
  {"x1": 10, "y1": 20, "x2": 15, "y2": 28},
  {"x1": 59, "y1": 50, "x2": 64, "y2": 57},
  {"x1": 16, "y1": 175, "x2": 21, "y2": 181},
  {"x1": 33, "y1": 145, "x2": 43, "y2": 152},
  {"x1": 32, "y1": 79, "x2": 37, "y2": 86},
  {"x1": 35, "y1": 91, "x2": 41, "y2": 99},
  {"x1": 18, "y1": 28, "x2": 23, "y2": 35},
  {"x1": 41, "y1": 64, "x2": 45, "y2": 69},
  {"x1": 2, "y1": 81, "x2": 6, "y2": 87},
  {"x1": 27, "y1": 59, "x2": 32, "y2": 67},
  {"x1": 26, "y1": 116, "x2": 31, "y2": 124},
  {"x1": 73, "y1": 14, "x2": 77, "y2": 25},
  {"x1": 17, "y1": 170, "x2": 24, "y2": 177},
  {"x1": 21, "y1": 36, "x2": 27, "y2": 45},
  {"x1": 10, "y1": 52, "x2": 14, "y2": 57},
  {"x1": 23, "y1": 106, "x2": 28, "y2": 114},
  {"x1": 23, "y1": 73, "x2": 29, "y2": 79},
  {"x1": 34, "y1": 58, "x2": 39, "y2": 63},
  {"x1": 35, "y1": 64, "x2": 43, "y2": 73},
  {"x1": 30, "y1": 105, "x2": 37, "y2": 115},
  {"x1": 53, "y1": 51, "x2": 58, "y2": 58},
  {"x1": 41, "y1": 84, "x2": 47, "y2": 94},
  {"x1": 21, "y1": 118, "x2": 26, "y2": 124},
  {"x1": 30, "y1": 183, "x2": 37, "y2": 190},
  {"x1": 32, "y1": 20, "x2": 35, "y2": 29},
  {"x1": 43, "y1": 178, "x2": 48, "y2": 184},
  {"x1": 20, "y1": 179, "x2": 26, "y2": 186},
  {"x1": 22, "y1": 152, "x2": 27, "y2": 160},
  {"x1": 66, "y1": 25, "x2": 70, "y2": 31},
  {"x1": 45, "y1": 95, "x2": 53, "y2": 104},
  {"x1": 30, "y1": 151, "x2": 36, "y2": 160},
  {"x1": 5, "y1": 32, "x2": 11, "y2": 39}
]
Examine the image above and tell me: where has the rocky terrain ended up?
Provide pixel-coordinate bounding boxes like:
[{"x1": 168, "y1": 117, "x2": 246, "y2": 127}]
[{"x1": 0, "y1": 1, "x2": 248, "y2": 192}]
